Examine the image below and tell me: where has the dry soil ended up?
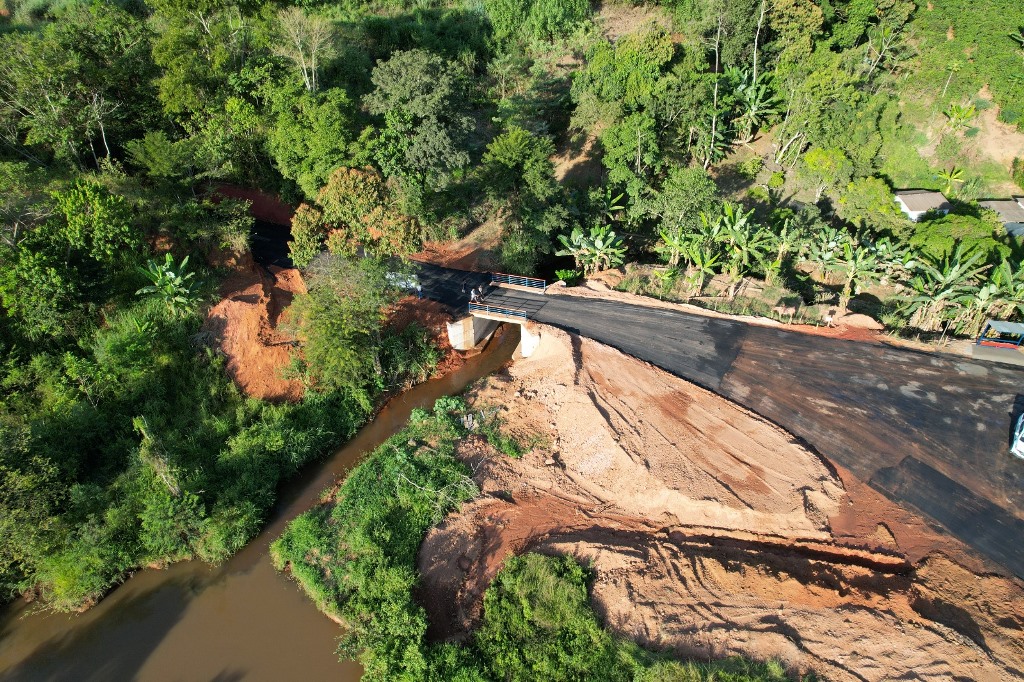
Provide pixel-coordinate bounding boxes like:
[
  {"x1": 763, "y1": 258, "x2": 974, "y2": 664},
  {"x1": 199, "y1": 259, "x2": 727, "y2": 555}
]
[{"x1": 418, "y1": 325, "x2": 1024, "y2": 681}]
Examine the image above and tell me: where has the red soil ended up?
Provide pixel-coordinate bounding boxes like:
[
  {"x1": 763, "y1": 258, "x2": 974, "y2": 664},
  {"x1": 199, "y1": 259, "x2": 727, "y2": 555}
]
[
  {"x1": 210, "y1": 184, "x2": 296, "y2": 225},
  {"x1": 203, "y1": 252, "x2": 305, "y2": 403},
  {"x1": 417, "y1": 326, "x2": 1024, "y2": 681}
]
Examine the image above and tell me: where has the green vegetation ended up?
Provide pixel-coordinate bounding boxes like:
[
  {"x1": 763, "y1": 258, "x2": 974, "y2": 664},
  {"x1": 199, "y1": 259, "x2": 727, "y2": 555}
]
[
  {"x1": 1, "y1": 0, "x2": 1023, "y2": 663},
  {"x1": 273, "y1": 398, "x2": 805, "y2": 681}
]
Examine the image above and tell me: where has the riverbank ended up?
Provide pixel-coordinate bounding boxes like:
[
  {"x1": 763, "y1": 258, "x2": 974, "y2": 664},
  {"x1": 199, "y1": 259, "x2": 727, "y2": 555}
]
[{"x1": 0, "y1": 327, "x2": 521, "y2": 681}]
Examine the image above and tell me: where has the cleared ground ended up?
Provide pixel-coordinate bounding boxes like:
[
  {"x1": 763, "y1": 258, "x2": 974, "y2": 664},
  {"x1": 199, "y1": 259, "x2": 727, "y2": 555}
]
[
  {"x1": 419, "y1": 327, "x2": 1024, "y2": 681},
  {"x1": 417, "y1": 264, "x2": 1024, "y2": 579}
]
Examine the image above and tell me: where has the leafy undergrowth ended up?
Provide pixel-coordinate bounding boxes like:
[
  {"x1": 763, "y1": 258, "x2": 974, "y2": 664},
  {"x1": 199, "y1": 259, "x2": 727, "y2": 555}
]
[{"x1": 272, "y1": 398, "x2": 811, "y2": 682}]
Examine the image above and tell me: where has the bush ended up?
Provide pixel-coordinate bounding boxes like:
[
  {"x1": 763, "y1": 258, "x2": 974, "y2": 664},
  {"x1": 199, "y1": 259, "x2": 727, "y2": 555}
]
[
  {"x1": 1013, "y1": 158, "x2": 1024, "y2": 191},
  {"x1": 555, "y1": 268, "x2": 583, "y2": 285}
]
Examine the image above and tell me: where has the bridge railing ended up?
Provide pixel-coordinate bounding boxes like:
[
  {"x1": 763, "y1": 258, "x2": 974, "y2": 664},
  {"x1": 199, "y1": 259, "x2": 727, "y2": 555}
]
[
  {"x1": 490, "y1": 272, "x2": 546, "y2": 289},
  {"x1": 469, "y1": 302, "x2": 529, "y2": 320}
]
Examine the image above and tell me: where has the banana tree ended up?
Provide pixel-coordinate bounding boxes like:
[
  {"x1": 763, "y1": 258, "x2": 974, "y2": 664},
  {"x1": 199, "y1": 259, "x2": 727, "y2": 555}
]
[
  {"x1": 136, "y1": 253, "x2": 200, "y2": 316},
  {"x1": 655, "y1": 227, "x2": 691, "y2": 268},
  {"x1": 803, "y1": 226, "x2": 850, "y2": 284},
  {"x1": 991, "y1": 258, "x2": 1024, "y2": 320},
  {"x1": 734, "y1": 76, "x2": 780, "y2": 144},
  {"x1": 943, "y1": 102, "x2": 976, "y2": 131},
  {"x1": 936, "y1": 166, "x2": 965, "y2": 195},
  {"x1": 716, "y1": 203, "x2": 772, "y2": 299},
  {"x1": 902, "y1": 246, "x2": 988, "y2": 332},
  {"x1": 835, "y1": 240, "x2": 881, "y2": 314},
  {"x1": 763, "y1": 218, "x2": 805, "y2": 286},
  {"x1": 684, "y1": 242, "x2": 722, "y2": 296},
  {"x1": 556, "y1": 225, "x2": 627, "y2": 277}
]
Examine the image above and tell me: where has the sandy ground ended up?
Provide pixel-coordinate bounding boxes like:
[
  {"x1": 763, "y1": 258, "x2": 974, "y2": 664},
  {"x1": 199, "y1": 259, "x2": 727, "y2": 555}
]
[
  {"x1": 203, "y1": 252, "x2": 306, "y2": 402},
  {"x1": 417, "y1": 326, "x2": 1024, "y2": 681}
]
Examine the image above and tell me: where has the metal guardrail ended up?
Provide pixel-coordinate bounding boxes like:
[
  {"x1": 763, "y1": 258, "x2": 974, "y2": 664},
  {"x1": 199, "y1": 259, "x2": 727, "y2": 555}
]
[
  {"x1": 490, "y1": 272, "x2": 546, "y2": 289},
  {"x1": 468, "y1": 302, "x2": 529, "y2": 320}
]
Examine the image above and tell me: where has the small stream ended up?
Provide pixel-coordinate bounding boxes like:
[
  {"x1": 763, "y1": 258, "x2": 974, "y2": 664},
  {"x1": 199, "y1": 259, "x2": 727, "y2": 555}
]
[{"x1": 0, "y1": 325, "x2": 519, "y2": 682}]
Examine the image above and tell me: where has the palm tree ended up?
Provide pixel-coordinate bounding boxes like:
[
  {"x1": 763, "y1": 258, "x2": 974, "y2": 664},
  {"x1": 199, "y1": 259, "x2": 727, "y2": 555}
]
[
  {"x1": 936, "y1": 166, "x2": 965, "y2": 195},
  {"x1": 136, "y1": 253, "x2": 200, "y2": 316}
]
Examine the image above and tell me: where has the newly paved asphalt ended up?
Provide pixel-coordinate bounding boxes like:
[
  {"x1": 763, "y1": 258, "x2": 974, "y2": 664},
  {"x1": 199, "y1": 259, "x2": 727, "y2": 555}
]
[{"x1": 417, "y1": 264, "x2": 1024, "y2": 578}]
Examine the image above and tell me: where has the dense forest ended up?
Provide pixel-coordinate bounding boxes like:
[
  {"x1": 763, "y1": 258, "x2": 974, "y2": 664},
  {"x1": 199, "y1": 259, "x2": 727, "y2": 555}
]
[{"x1": 0, "y1": 0, "x2": 1022, "y2": 633}]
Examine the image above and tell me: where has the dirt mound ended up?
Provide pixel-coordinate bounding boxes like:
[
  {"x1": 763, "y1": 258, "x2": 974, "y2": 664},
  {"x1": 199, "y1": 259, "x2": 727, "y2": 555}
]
[
  {"x1": 203, "y1": 253, "x2": 305, "y2": 402},
  {"x1": 417, "y1": 326, "x2": 1024, "y2": 681},
  {"x1": 412, "y1": 219, "x2": 502, "y2": 272}
]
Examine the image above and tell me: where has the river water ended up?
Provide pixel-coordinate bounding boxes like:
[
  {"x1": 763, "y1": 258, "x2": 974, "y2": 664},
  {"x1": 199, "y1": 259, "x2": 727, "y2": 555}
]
[{"x1": 0, "y1": 326, "x2": 519, "y2": 682}]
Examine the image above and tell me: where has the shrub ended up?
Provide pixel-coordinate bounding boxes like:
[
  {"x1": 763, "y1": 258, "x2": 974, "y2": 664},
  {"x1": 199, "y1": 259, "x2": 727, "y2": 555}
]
[
  {"x1": 1013, "y1": 158, "x2": 1024, "y2": 191},
  {"x1": 555, "y1": 268, "x2": 583, "y2": 285}
]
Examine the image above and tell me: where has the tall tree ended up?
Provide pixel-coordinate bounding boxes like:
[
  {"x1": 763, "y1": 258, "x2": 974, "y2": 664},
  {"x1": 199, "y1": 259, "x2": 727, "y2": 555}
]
[
  {"x1": 273, "y1": 7, "x2": 335, "y2": 93},
  {"x1": 365, "y1": 50, "x2": 474, "y2": 192}
]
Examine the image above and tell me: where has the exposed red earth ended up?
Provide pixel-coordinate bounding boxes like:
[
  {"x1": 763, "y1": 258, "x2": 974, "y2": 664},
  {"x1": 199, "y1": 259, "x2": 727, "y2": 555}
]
[{"x1": 418, "y1": 326, "x2": 1024, "y2": 682}]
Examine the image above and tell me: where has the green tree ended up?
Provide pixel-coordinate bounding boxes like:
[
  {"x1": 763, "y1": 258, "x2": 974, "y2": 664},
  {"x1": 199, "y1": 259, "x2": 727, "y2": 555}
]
[
  {"x1": 798, "y1": 147, "x2": 853, "y2": 201},
  {"x1": 51, "y1": 181, "x2": 139, "y2": 264},
  {"x1": 287, "y1": 256, "x2": 399, "y2": 405},
  {"x1": 313, "y1": 167, "x2": 418, "y2": 258},
  {"x1": 126, "y1": 131, "x2": 196, "y2": 180},
  {"x1": 482, "y1": 126, "x2": 558, "y2": 206},
  {"x1": 365, "y1": 50, "x2": 474, "y2": 191},
  {"x1": 267, "y1": 87, "x2": 356, "y2": 198},
  {"x1": 0, "y1": 3, "x2": 159, "y2": 164},
  {"x1": 647, "y1": 167, "x2": 719, "y2": 267},
  {"x1": 836, "y1": 176, "x2": 908, "y2": 234},
  {"x1": 0, "y1": 423, "x2": 66, "y2": 598},
  {"x1": 600, "y1": 111, "x2": 660, "y2": 200}
]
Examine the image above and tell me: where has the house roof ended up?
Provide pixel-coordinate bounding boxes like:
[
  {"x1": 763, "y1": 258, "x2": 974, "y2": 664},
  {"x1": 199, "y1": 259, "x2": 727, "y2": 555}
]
[
  {"x1": 984, "y1": 320, "x2": 1024, "y2": 336},
  {"x1": 979, "y1": 199, "x2": 1024, "y2": 224},
  {"x1": 894, "y1": 190, "x2": 952, "y2": 213}
]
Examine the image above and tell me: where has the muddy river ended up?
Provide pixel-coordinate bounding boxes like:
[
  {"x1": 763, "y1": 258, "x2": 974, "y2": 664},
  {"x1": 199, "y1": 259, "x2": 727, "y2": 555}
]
[{"x1": 0, "y1": 326, "x2": 518, "y2": 682}]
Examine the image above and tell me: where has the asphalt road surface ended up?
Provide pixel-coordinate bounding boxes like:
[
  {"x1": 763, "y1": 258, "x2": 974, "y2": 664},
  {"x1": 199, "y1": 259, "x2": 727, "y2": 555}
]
[{"x1": 416, "y1": 264, "x2": 1024, "y2": 578}]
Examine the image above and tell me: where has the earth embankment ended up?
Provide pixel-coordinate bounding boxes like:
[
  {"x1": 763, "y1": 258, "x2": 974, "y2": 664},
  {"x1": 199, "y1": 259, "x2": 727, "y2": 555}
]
[{"x1": 418, "y1": 325, "x2": 1024, "y2": 681}]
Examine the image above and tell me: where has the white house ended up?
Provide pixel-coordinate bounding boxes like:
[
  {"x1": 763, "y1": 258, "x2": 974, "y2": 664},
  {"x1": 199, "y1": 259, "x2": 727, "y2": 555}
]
[
  {"x1": 894, "y1": 190, "x2": 952, "y2": 222},
  {"x1": 979, "y1": 197, "x2": 1024, "y2": 237}
]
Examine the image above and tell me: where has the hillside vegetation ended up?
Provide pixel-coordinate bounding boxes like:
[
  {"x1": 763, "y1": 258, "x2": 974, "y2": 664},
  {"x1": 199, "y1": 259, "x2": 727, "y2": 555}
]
[{"x1": 1, "y1": 0, "x2": 1022, "y2": 643}]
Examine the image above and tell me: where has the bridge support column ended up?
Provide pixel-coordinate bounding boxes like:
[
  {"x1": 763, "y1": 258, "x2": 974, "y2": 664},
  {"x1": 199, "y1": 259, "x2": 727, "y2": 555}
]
[
  {"x1": 447, "y1": 315, "x2": 500, "y2": 351},
  {"x1": 519, "y1": 323, "x2": 541, "y2": 358}
]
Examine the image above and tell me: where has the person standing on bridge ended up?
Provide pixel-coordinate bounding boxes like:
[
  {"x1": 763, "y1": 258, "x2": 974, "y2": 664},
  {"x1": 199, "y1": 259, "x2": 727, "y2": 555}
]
[{"x1": 470, "y1": 287, "x2": 480, "y2": 302}]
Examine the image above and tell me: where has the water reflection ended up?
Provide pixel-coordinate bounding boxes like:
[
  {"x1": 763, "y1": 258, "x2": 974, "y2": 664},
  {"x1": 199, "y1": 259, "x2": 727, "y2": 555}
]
[{"x1": 0, "y1": 325, "x2": 518, "y2": 681}]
